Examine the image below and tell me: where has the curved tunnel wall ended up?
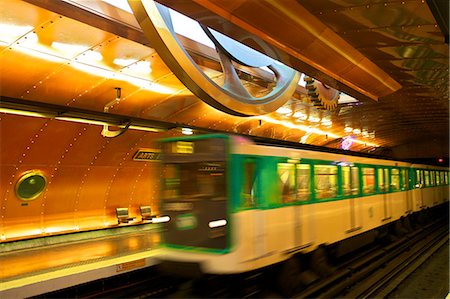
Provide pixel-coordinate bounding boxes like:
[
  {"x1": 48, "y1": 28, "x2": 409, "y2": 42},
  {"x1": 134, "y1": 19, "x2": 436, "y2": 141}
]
[{"x1": 0, "y1": 113, "x2": 166, "y2": 241}]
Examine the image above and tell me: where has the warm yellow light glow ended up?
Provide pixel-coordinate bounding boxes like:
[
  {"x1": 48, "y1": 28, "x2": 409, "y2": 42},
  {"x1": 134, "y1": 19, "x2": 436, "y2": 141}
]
[
  {"x1": 72, "y1": 61, "x2": 115, "y2": 79},
  {"x1": 11, "y1": 43, "x2": 68, "y2": 63},
  {"x1": 4, "y1": 17, "x2": 175, "y2": 95},
  {"x1": 51, "y1": 41, "x2": 90, "y2": 58},
  {"x1": 1, "y1": 108, "x2": 165, "y2": 132},
  {"x1": 256, "y1": 115, "x2": 378, "y2": 147},
  {"x1": 293, "y1": 111, "x2": 307, "y2": 120},
  {"x1": 258, "y1": 115, "x2": 339, "y2": 139},
  {"x1": 126, "y1": 61, "x2": 152, "y2": 74},
  {"x1": 276, "y1": 107, "x2": 292, "y2": 115},
  {"x1": 344, "y1": 126, "x2": 353, "y2": 133},
  {"x1": 113, "y1": 57, "x2": 138, "y2": 67},
  {"x1": 0, "y1": 108, "x2": 53, "y2": 118},
  {"x1": 19, "y1": 31, "x2": 39, "y2": 45},
  {"x1": 308, "y1": 116, "x2": 321, "y2": 123},
  {"x1": 128, "y1": 125, "x2": 165, "y2": 132},
  {"x1": 78, "y1": 49, "x2": 103, "y2": 62},
  {"x1": 55, "y1": 116, "x2": 108, "y2": 126},
  {"x1": 0, "y1": 23, "x2": 34, "y2": 44}
]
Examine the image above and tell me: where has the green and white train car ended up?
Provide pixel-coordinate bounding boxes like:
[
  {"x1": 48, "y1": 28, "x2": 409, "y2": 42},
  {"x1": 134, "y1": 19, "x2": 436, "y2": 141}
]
[{"x1": 158, "y1": 134, "x2": 449, "y2": 275}]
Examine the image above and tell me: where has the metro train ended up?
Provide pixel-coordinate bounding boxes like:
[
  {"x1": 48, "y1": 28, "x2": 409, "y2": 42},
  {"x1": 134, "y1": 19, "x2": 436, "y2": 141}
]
[{"x1": 156, "y1": 133, "x2": 449, "y2": 283}]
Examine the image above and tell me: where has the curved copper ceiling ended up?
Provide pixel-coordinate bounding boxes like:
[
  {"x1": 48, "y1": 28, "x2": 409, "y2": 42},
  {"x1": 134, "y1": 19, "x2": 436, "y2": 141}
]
[{"x1": 0, "y1": 0, "x2": 448, "y2": 160}]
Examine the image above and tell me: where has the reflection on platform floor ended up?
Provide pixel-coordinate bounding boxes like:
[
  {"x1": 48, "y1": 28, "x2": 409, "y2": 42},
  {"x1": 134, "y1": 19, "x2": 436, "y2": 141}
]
[{"x1": 0, "y1": 228, "x2": 160, "y2": 282}]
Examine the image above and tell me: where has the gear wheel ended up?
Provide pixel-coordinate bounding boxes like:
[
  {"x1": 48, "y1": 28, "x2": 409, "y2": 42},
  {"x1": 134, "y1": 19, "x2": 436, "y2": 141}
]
[{"x1": 305, "y1": 76, "x2": 340, "y2": 110}]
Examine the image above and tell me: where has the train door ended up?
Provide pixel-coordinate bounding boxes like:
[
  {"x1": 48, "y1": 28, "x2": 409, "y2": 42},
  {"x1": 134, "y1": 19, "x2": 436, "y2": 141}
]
[
  {"x1": 240, "y1": 157, "x2": 265, "y2": 260},
  {"x1": 378, "y1": 167, "x2": 391, "y2": 220},
  {"x1": 402, "y1": 168, "x2": 413, "y2": 213},
  {"x1": 294, "y1": 162, "x2": 314, "y2": 248},
  {"x1": 342, "y1": 165, "x2": 362, "y2": 232},
  {"x1": 414, "y1": 169, "x2": 425, "y2": 209}
]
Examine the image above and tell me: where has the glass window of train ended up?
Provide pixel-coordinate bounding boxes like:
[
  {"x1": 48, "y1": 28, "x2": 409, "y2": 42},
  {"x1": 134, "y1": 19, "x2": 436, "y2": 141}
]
[
  {"x1": 342, "y1": 166, "x2": 359, "y2": 196},
  {"x1": 314, "y1": 165, "x2": 338, "y2": 199},
  {"x1": 351, "y1": 167, "x2": 359, "y2": 195},
  {"x1": 391, "y1": 168, "x2": 400, "y2": 191},
  {"x1": 242, "y1": 160, "x2": 256, "y2": 208},
  {"x1": 377, "y1": 168, "x2": 386, "y2": 192},
  {"x1": 401, "y1": 168, "x2": 408, "y2": 190},
  {"x1": 415, "y1": 170, "x2": 423, "y2": 188},
  {"x1": 424, "y1": 171, "x2": 430, "y2": 186},
  {"x1": 445, "y1": 172, "x2": 449, "y2": 184},
  {"x1": 163, "y1": 164, "x2": 180, "y2": 198},
  {"x1": 436, "y1": 171, "x2": 441, "y2": 185},
  {"x1": 296, "y1": 163, "x2": 310, "y2": 201},
  {"x1": 440, "y1": 171, "x2": 445, "y2": 185},
  {"x1": 197, "y1": 162, "x2": 227, "y2": 197},
  {"x1": 362, "y1": 167, "x2": 375, "y2": 194},
  {"x1": 278, "y1": 163, "x2": 295, "y2": 203}
]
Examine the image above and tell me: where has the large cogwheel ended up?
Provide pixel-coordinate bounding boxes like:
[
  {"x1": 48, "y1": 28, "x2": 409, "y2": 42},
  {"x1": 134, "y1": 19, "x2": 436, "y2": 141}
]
[
  {"x1": 305, "y1": 76, "x2": 340, "y2": 110},
  {"x1": 128, "y1": 0, "x2": 300, "y2": 117}
]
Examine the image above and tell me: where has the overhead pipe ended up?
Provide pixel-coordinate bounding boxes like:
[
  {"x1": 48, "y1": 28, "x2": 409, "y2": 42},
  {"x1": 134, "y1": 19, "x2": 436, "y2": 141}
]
[{"x1": 101, "y1": 87, "x2": 130, "y2": 138}]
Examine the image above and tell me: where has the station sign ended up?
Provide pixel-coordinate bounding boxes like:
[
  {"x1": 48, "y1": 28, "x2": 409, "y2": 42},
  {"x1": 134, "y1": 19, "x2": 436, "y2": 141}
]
[{"x1": 133, "y1": 149, "x2": 160, "y2": 161}]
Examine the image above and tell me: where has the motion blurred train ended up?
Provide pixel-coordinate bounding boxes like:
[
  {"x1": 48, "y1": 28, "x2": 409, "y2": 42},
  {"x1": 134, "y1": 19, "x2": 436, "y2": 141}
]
[{"x1": 156, "y1": 133, "x2": 449, "y2": 278}]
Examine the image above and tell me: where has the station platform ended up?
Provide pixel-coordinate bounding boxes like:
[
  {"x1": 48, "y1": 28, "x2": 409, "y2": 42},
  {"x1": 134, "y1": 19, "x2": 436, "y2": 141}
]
[{"x1": 0, "y1": 224, "x2": 161, "y2": 298}]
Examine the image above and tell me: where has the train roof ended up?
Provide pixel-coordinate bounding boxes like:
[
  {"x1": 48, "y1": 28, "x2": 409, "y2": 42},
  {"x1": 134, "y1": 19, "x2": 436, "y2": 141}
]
[{"x1": 161, "y1": 133, "x2": 449, "y2": 169}]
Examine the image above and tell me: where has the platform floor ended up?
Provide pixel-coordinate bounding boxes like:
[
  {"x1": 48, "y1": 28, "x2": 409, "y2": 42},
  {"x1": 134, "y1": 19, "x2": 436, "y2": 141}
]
[
  {"x1": 0, "y1": 225, "x2": 161, "y2": 298},
  {"x1": 389, "y1": 239, "x2": 449, "y2": 299}
]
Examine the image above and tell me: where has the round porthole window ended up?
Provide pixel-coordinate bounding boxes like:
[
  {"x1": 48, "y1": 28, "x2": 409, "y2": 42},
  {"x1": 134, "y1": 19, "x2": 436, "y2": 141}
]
[{"x1": 15, "y1": 170, "x2": 47, "y2": 201}]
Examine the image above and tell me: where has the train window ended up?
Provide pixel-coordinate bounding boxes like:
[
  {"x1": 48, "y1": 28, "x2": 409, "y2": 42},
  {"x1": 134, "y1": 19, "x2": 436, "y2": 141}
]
[
  {"x1": 440, "y1": 172, "x2": 445, "y2": 185},
  {"x1": 415, "y1": 170, "x2": 423, "y2": 188},
  {"x1": 445, "y1": 172, "x2": 449, "y2": 184},
  {"x1": 401, "y1": 168, "x2": 408, "y2": 190},
  {"x1": 362, "y1": 168, "x2": 375, "y2": 194},
  {"x1": 391, "y1": 168, "x2": 400, "y2": 191},
  {"x1": 278, "y1": 163, "x2": 296, "y2": 203},
  {"x1": 242, "y1": 160, "x2": 257, "y2": 208},
  {"x1": 296, "y1": 164, "x2": 310, "y2": 201},
  {"x1": 436, "y1": 172, "x2": 442, "y2": 185},
  {"x1": 163, "y1": 162, "x2": 226, "y2": 199},
  {"x1": 377, "y1": 168, "x2": 389, "y2": 192},
  {"x1": 342, "y1": 166, "x2": 359, "y2": 196},
  {"x1": 424, "y1": 171, "x2": 430, "y2": 186},
  {"x1": 314, "y1": 165, "x2": 337, "y2": 199}
]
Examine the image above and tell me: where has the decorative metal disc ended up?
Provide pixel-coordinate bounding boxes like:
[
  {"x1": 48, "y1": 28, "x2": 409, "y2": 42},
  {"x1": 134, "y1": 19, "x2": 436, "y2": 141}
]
[
  {"x1": 305, "y1": 76, "x2": 340, "y2": 110},
  {"x1": 129, "y1": 0, "x2": 300, "y2": 116}
]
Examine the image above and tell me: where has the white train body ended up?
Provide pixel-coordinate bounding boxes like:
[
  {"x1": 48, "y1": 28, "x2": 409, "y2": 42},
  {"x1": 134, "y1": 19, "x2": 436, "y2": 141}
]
[{"x1": 158, "y1": 134, "x2": 449, "y2": 274}]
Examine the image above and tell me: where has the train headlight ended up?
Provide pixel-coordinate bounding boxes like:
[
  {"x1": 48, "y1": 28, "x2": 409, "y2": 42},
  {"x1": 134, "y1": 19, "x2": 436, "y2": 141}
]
[
  {"x1": 208, "y1": 219, "x2": 227, "y2": 228},
  {"x1": 152, "y1": 216, "x2": 171, "y2": 223}
]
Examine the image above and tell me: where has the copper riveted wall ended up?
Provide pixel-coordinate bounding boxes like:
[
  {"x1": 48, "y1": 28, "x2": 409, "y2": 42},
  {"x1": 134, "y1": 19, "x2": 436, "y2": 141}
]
[{"x1": 0, "y1": 113, "x2": 164, "y2": 241}]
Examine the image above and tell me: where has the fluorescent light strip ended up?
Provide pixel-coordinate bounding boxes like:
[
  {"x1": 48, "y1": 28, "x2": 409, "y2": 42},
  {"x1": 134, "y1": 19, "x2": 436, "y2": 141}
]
[
  {"x1": 0, "y1": 108, "x2": 53, "y2": 118},
  {"x1": 1, "y1": 108, "x2": 165, "y2": 133},
  {"x1": 256, "y1": 115, "x2": 378, "y2": 147}
]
